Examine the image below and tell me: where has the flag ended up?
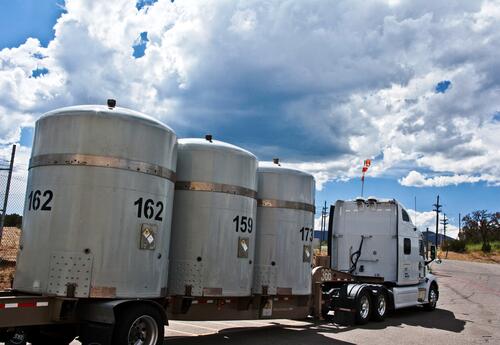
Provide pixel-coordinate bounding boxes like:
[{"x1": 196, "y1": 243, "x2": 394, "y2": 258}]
[{"x1": 361, "y1": 159, "x2": 371, "y2": 182}]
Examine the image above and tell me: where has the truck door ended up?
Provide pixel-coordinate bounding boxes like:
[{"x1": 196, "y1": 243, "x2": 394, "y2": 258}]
[
  {"x1": 398, "y1": 207, "x2": 419, "y2": 285},
  {"x1": 419, "y1": 238, "x2": 425, "y2": 279}
]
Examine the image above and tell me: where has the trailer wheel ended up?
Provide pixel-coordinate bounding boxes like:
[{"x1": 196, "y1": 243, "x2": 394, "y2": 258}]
[
  {"x1": 371, "y1": 293, "x2": 388, "y2": 321},
  {"x1": 112, "y1": 304, "x2": 164, "y2": 345},
  {"x1": 4, "y1": 328, "x2": 27, "y2": 345},
  {"x1": 424, "y1": 284, "x2": 438, "y2": 311},
  {"x1": 355, "y1": 290, "x2": 372, "y2": 325}
]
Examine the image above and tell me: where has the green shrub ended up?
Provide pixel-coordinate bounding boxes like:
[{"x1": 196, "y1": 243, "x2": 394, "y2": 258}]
[{"x1": 446, "y1": 239, "x2": 467, "y2": 253}]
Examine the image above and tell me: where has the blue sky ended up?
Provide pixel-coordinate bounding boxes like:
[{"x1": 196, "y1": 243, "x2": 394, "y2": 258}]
[
  {"x1": 1, "y1": 0, "x2": 499, "y2": 237},
  {"x1": 0, "y1": 1, "x2": 64, "y2": 48}
]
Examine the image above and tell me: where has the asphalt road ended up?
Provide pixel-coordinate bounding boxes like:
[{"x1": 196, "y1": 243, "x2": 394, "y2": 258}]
[{"x1": 163, "y1": 259, "x2": 500, "y2": 345}]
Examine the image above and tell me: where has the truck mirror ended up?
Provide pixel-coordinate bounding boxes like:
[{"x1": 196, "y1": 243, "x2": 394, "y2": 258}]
[{"x1": 430, "y1": 246, "x2": 436, "y2": 260}]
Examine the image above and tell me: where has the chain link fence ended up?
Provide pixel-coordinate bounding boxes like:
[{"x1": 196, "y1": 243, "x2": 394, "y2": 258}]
[{"x1": 0, "y1": 145, "x2": 26, "y2": 289}]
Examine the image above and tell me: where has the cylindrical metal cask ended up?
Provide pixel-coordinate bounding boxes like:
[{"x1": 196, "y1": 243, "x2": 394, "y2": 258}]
[
  {"x1": 253, "y1": 161, "x2": 315, "y2": 296},
  {"x1": 14, "y1": 104, "x2": 177, "y2": 298},
  {"x1": 169, "y1": 138, "x2": 258, "y2": 297}
]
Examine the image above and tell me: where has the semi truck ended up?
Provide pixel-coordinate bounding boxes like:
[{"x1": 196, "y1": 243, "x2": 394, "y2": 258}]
[
  {"x1": 316, "y1": 198, "x2": 439, "y2": 325},
  {"x1": 0, "y1": 102, "x2": 438, "y2": 345}
]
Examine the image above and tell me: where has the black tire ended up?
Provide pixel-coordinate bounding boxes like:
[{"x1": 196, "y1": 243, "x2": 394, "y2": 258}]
[
  {"x1": 371, "y1": 292, "x2": 388, "y2": 321},
  {"x1": 424, "y1": 284, "x2": 438, "y2": 311},
  {"x1": 4, "y1": 328, "x2": 27, "y2": 345},
  {"x1": 112, "y1": 303, "x2": 164, "y2": 345},
  {"x1": 355, "y1": 289, "x2": 372, "y2": 325}
]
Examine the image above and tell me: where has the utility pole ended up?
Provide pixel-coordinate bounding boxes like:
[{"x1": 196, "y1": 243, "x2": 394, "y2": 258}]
[
  {"x1": 319, "y1": 204, "x2": 324, "y2": 244},
  {"x1": 0, "y1": 145, "x2": 16, "y2": 240},
  {"x1": 426, "y1": 227, "x2": 430, "y2": 258},
  {"x1": 458, "y1": 212, "x2": 462, "y2": 239},
  {"x1": 441, "y1": 213, "x2": 448, "y2": 243},
  {"x1": 320, "y1": 201, "x2": 328, "y2": 247},
  {"x1": 441, "y1": 213, "x2": 448, "y2": 258},
  {"x1": 433, "y1": 195, "x2": 441, "y2": 249}
]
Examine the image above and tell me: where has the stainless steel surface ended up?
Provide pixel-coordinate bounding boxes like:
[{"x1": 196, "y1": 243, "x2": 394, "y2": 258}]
[
  {"x1": 253, "y1": 163, "x2": 315, "y2": 296},
  {"x1": 14, "y1": 105, "x2": 177, "y2": 298},
  {"x1": 30, "y1": 153, "x2": 176, "y2": 182},
  {"x1": 176, "y1": 181, "x2": 256, "y2": 199},
  {"x1": 257, "y1": 198, "x2": 315, "y2": 213},
  {"x1": 169, "y1": 138, "x2": 258, "y2": 297},
  {"x1": 46, "y1": 252, "x2": 93, "y2": 297}
]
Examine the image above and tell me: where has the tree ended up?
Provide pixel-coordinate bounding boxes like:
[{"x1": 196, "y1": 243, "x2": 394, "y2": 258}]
[
  {"x1": 2, "y1": 213, "x2": 22, "y2": 228},
  {"x1": 461, "y1": 210, "x2": 498, "y2": 252}
]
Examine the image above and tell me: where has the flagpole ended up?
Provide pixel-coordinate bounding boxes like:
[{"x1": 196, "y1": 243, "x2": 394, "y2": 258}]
[{"x1": 360, "y1": 159, "x2": 371, "y2": 197}]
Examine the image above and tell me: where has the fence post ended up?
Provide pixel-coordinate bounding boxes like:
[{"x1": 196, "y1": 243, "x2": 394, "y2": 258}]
[{"x1": 0, "y1": 145, "x2": 16, "y2": 240}]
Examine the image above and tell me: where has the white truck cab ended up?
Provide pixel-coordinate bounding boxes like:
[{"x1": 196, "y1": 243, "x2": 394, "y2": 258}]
[{"x1": 322, "y1": 197, "x2": 439, "y2": 324}]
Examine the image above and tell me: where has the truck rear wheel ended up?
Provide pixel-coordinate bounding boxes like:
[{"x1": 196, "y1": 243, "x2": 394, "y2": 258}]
[
  {"x1": 112, "y1": 304, "x2": 164, "y2": 345},
  {"x1": 371, "y1": 293, "x2": 388, "y2": 321},
  {"x1": 355, "y1": 290, "x2": 372, "y2": 325}
]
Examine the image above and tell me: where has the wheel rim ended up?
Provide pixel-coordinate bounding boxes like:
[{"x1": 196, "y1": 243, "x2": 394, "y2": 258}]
[
  {"x1": 359, "y1": 295, "x2": 370, "y2": 319},
  {"x1": 9, "y1": 329, "x2": 26, "y2": 345},
  {"x1": 377, "y1": 295, "x2": 386, "y2": 316},
  {"x1": 127, "y1": 315, "x2": 159, "y2": 345},
  {"x1": 429, "y1": 289, "x2": 437, "y2": 307}
]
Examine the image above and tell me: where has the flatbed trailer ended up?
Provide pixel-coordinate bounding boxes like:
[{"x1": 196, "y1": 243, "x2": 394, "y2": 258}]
[
  {"x1": 0, "y1": 288, "x2": 313, "y2": 344},
  {"x1": 0, "y1": 289, "x2": 170, "y2": 344},
  {"x1": 0, "y1": 263, "x2": 438, "y2": 344}
]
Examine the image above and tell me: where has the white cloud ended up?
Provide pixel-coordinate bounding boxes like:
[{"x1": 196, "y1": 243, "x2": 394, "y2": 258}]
[
  {"x1": 399, "y1": 170, "x2": 500, "y2": 187},
  {"x1": 409, "y1": 210, "x2": 459, "y2": 239},
  {"x1": 0, "y1": 0, "x2": 499, "y2": 193}
]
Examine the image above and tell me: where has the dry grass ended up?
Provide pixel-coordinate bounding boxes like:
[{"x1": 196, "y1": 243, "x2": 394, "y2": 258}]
[
  {"x1": 0, "y1": 262, "x2": 15, "y2": 290},
  {"x1": 0, "y1": 227, "x2": 20, "y2": 290},
  {"x1": 0, "y1": 227, "x2": 21, "y2": 262},
  {"x1": 439, "y1": 249, "x2": 500, "y2": 264}
]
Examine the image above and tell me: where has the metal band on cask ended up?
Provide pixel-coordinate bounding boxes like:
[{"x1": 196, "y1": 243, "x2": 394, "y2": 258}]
[
  {"x1": 29, "y1": 153, "x2": 177, "y2": 182},
  {"x1": 175, "y1": 181, "x2": 257, "y2": 199},
  {"x1": 257, "y1": 198, "x2": 315, "y2": 213}
]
